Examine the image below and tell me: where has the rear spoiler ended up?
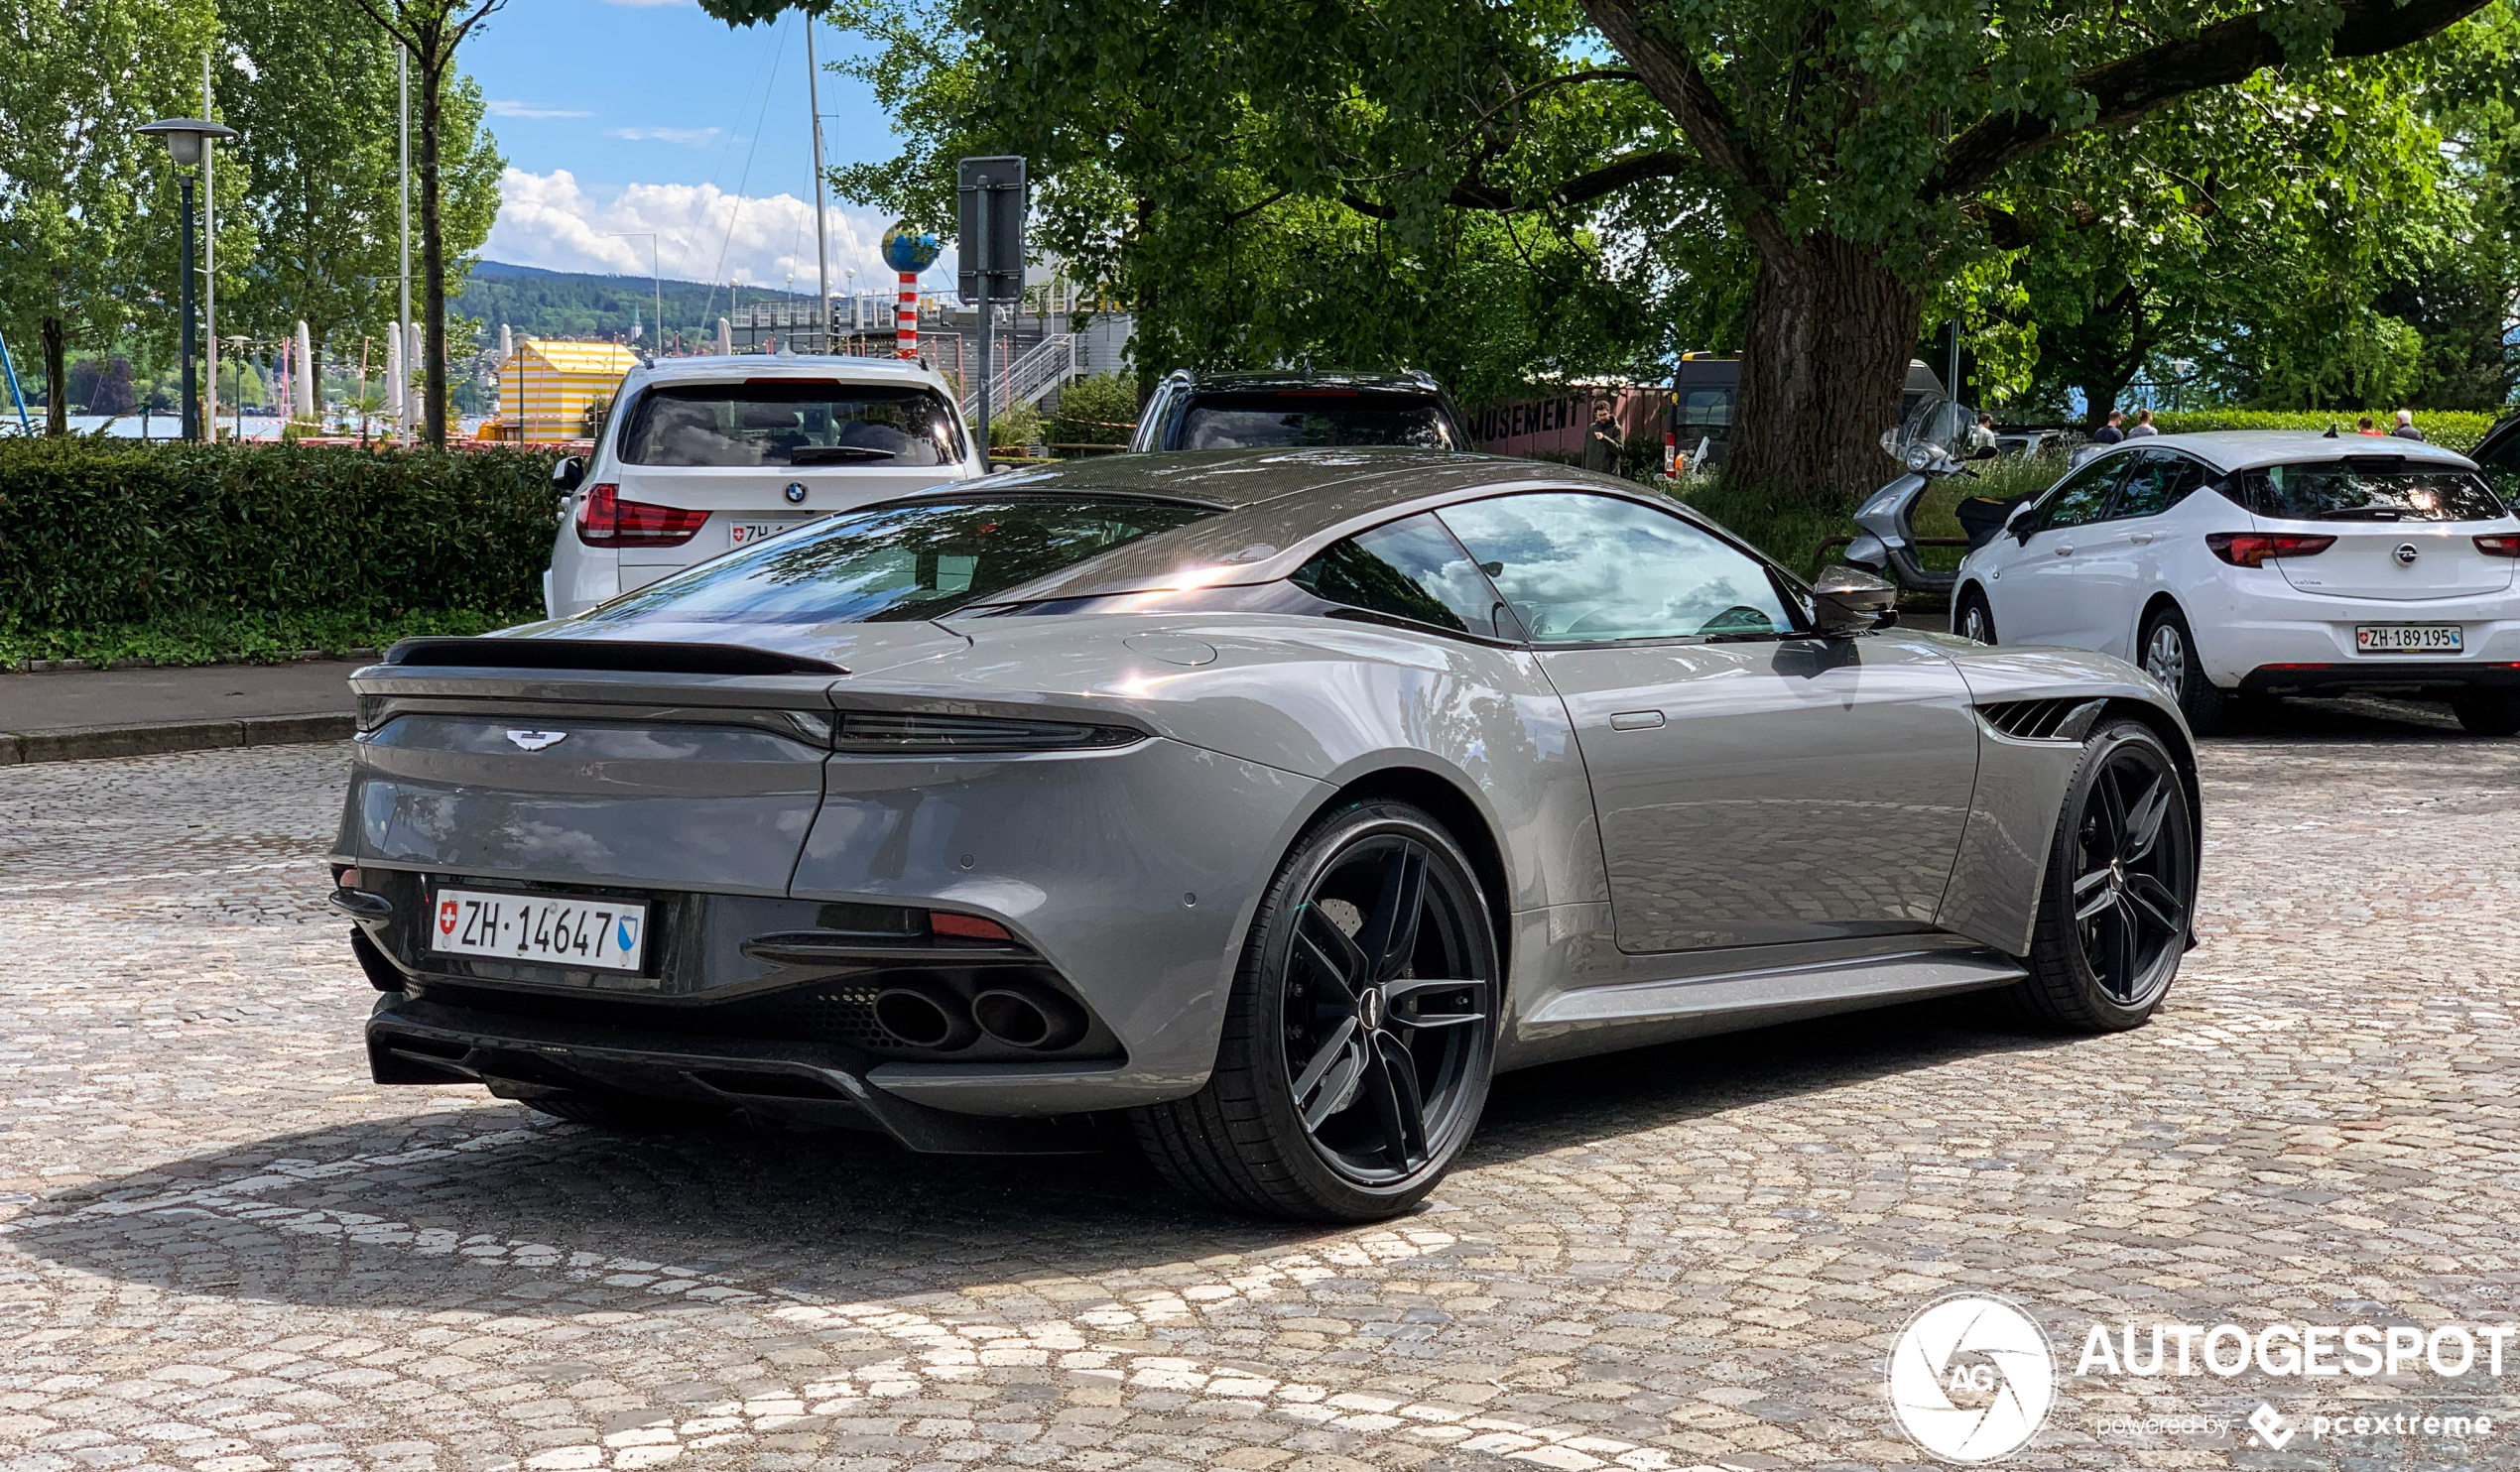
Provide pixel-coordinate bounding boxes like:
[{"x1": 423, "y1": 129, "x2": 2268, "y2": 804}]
[{"x1": 385, "y1": 638, "x2": 845, "y2": 676}]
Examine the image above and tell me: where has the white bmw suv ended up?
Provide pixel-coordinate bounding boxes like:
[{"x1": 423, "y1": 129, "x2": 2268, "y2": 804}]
[
  {"x1": 1953, "y1": 432, "x2": 2520, "y2": 735},
  {"x1": 545, "y1": 356, "x2": 984, "y2": 617}
]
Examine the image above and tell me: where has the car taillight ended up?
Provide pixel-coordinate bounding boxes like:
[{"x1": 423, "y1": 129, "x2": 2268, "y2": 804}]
[
  {"x1": 2206, "y1": 532, "x2": 2336, "y2": 567},
  {"x1": 2475, "y1": 534, "x2": 2520, "y2": 557},
  {"x1": 574, "y1": 483, "x2": 709, "y2": 548}
]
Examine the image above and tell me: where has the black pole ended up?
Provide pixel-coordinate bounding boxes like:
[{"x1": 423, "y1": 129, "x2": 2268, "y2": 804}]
[{"x1": 179, "y1": 172, "x2": 197, "y2": 443}]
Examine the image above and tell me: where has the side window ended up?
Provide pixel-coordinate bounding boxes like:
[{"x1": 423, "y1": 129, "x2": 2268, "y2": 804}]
[
  {"x1": 2112, "y1": 451, "x2": 2205, "y2": 520},
  {"x1": 2030, "y1": 455, "x2": 2129, "y2": 533},
  {"x1": 2476, "y1": 424, "x2": 2520, "y2": 506},
  {"x1": 1292, "y1": 514, "x2": 1511, "y2": 638},
  {"x1": 1437, "y1": 492, "x2": 1796, "y2": 644}
]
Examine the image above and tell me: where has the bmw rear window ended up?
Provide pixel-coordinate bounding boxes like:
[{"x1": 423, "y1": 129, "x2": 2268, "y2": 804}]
[
  {"x1": 574, "y1": 497, "x2": 1215, "y2": 624},
  {"x1": 2239, "y1": 459, "x2": 2506, "y2": 523},
  {"x1": 621, "y1": 381, "x2": 964, "y2": 467}
]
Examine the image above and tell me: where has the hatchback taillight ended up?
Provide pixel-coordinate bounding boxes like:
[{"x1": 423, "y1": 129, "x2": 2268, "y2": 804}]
[
  {"x1": 574, "y1": 483, "x2": 709, "y2": 548},
  {"x1": 2207, "y1": 532, "x2": 2336, "y2": 567},
  {"x1": 2475, "y1": 534, "x2": 2520, "y2": 557}
]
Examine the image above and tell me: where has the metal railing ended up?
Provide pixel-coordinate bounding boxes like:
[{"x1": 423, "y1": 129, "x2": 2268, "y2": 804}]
[{"x1": 959, "y1": 333, "x2": 1077, "y2": 421}]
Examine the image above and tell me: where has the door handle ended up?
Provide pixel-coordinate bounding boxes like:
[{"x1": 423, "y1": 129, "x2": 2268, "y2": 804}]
[
  {"x1": 2129, "y1": 533, "x2": 2154, "y2": 545},
  {"x1": 1608, "y1": 710, "x2": 1666, "y2": 731},
  {"x1": 2054, "y1": 544, "x2": 2075, "y2": 556}
]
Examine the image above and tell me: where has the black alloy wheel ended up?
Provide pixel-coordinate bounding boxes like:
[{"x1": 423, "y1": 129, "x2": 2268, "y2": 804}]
[
  {"x1": 2011, "y1": 720, "x2": 2198, "y2": 1032},
  {"x1": 1134, "y1": 801, "x2": 1497, "y2": 1220}
]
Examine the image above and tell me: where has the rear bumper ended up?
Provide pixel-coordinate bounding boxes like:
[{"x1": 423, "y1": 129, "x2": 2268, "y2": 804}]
[
  {"x1": 2191, "y1": 577, "x2": 2520, "y2": 687},
  {"x1": 2237, "y1": 660, "x2": 2520, "y2": 695},
  {"x1": 367, "y1": 994, "x2": 1111, "y2": 1154}
]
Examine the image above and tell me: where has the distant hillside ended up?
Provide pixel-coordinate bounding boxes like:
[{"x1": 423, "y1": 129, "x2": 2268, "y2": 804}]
[{"x1": 457, "y1": 260, "x2": 820, "y2": 348}]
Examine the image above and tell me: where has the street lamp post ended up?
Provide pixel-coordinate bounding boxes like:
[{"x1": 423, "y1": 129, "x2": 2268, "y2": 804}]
[{"x1": 137, "y1": 118, "x2": 237, "y2": 443}]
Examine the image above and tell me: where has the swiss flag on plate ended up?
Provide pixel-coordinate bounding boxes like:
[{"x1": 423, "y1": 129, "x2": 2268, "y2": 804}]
[{"x1": 439, "y1": 899, "x2": 457, "y2": 935}]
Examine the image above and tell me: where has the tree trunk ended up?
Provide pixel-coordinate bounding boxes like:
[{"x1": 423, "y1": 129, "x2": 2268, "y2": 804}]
[
  {"x1": 1724, "y1": 237, "x2": 1921, "y2": 510},
  {"x1": 40, "y1": 316, "x2": 66, "y2": 437},
  {"x1": 419, "y1": 60, "x2": 448, "y2": 448}
]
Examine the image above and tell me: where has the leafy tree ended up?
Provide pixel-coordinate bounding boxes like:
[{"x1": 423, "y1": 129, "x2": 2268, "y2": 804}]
[
  {"x1": 770, "y1": 0, "x2": 2500, "y2": 505},
  {"x1": 344, "y1": 0, "x2": 506, "y2": 446},
  {"x1": 0, "y1": 0, "x2": 227, "y2": 433},
  {"x1": 218, "y1": 0, "x2": 503, "y2": 378}
]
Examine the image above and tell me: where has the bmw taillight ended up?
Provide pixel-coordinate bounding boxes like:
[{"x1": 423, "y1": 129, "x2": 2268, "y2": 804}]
[
  {"x1": 2207, "y1": 532, "x2": 2336, "y2": 567},
  {"x1": 574, "y1": 483, "x2": 709, "y2": 548},
  {"x1": 2474, "y1": 534, "x2": 2520, "y2": 557}
]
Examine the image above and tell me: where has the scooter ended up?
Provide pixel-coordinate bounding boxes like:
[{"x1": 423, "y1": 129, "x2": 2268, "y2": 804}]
[{"x1": 1841, "y1": 412, "x2": 2021, "y2": 593}]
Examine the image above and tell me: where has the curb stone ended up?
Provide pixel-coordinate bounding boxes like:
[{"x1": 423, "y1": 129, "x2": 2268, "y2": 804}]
[
  {"x1": 5, "y1": 648, "x2": 383, "y2": 675},
  {"x1": 0, "y1": 713, "x2": 355, "y2": 766}
]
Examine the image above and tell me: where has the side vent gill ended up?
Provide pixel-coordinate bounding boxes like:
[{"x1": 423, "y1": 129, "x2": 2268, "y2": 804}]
[{"x1": 1977, "y1": 697, "x2": 2106, "y2": 743}]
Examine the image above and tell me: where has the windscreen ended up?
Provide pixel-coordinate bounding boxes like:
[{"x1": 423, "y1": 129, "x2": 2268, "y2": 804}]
[
  {"x1": 574, "y1": 497, "x2": 1216, "y2": 625},
  {"x1": 1181, "y1": 391, "x2": 1457, "y2": 450},
  {"x1": 620, "y1": 381, "x2": 964, "y2": 467},
  {"x1": 2240, "y1": 460, "x2": 2506, "y2": 523}
]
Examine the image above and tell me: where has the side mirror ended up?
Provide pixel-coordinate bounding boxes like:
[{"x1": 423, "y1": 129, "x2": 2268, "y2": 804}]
[
  {"x1": 2008, "y1": 502, "x2": 2039, "y2": 543},
  {"x1": 552, "y1": 454, "x2": 585, "y2": 492},
  {"x1": 1812, "y1": 565, "x2": 1897, "y2": 637}
]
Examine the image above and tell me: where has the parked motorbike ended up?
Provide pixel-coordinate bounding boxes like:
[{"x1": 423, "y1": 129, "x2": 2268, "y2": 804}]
[{"x1": 1841, "y1": 414, "x2": 2023, "y2": 594}]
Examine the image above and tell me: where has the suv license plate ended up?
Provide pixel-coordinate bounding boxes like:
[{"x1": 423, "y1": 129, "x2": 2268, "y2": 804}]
[
  {"x1": 431, "y1": 887, "x2": 647, "y2": 971},
  {"x1": 2355, "y1": 624, "x2": 2462, "y2": 654},
  {"x1": 731, "y1": 518, "x2": 807, "y2": 548}
]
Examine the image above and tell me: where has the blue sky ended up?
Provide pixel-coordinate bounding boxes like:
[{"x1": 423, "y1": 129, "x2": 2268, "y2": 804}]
[{"x1": 464, "y1": 0, "x2": 943, "y2": 292}]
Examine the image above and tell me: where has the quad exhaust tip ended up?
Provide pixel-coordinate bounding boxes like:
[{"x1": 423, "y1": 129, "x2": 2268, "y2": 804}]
[
  {"x1": 973, "y1": 985, "x2": 1087, "y2": 1050},
  {"x1": 868, "y1": 979, "x2": 1087, "y2": 1052}
]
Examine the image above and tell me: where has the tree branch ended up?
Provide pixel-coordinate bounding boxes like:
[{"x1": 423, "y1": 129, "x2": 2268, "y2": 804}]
[
  {"x1": 1576, "y1": 0, "x2": 1789, "y2": 256},
  {"x1": 1929, "y1": 0, "x2": 2493, "y2": 199},
  {"x1": 1335, "y1": 149, "x2": 1692, "y2": 220}
]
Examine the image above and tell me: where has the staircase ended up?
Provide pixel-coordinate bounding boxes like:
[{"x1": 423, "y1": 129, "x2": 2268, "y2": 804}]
[{"x1": 959, "y1": 334, "x2": 1077, "y2": 423}]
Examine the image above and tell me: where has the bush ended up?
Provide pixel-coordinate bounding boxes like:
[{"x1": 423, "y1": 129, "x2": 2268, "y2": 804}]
[
  {"x1": 1048, "y1": 374, "x2": 1141, "y2": 445},
  {"x1": 2150, "y1": 409, "x2": 2504, "y2": 454},
  {"x1": 0, "y1": 438, "x2": 560, "y2": 634}
]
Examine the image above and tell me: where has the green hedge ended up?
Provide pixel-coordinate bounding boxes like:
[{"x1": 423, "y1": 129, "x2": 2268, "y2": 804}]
[
  {"x1": 0, "y1": 438, "x2": 561, "y2": 634},
  {"x1": 2150, "y1": 409, "x2": 2505, "y2": 454}
]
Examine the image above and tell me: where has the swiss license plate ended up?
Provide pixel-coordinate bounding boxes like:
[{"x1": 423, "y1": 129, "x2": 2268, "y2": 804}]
[
  {"x1": 730, "y1": 518, "x2": 806, "y2": 549},
  {"x1": 430, "y1": 887, "x2": 647, "y2": 971},
  {"x1": 2355, "y1": 624, "x2": 2462, "y2": 654}
]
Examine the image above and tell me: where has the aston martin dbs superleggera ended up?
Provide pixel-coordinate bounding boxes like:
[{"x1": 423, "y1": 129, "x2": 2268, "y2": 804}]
[{"x1": 335, "y1": 448, "x2": 2202, "y2": 1220}]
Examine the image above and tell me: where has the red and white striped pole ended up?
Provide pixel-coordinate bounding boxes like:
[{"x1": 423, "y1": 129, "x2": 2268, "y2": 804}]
[{"x1": 896, "y1": 273, "x2": 918, "y2": 358}]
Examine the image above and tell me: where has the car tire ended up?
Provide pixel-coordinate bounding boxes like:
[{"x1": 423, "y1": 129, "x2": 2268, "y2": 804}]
[
  {"x1": 2138, "y1": 605, "x2": 2226, "y2": 735},
  {"x1": 2452, "y1": 689, "x2": 2520, "y2": 736},
  {"x1": 2007, "y1": 720, "x2": 2198, "y2": 1034},
  {"x1": 1132, "y1": 800, "x2": 1498, "y2": 1222},
  {"x1": 1953, "y1": 590, "x2": 1996, "y2": 645}
]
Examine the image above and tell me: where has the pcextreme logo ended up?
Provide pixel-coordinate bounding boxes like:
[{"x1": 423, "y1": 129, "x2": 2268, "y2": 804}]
[{"x1": 1887, "y1": 1293, "x2": 2058, "y2": 1463}]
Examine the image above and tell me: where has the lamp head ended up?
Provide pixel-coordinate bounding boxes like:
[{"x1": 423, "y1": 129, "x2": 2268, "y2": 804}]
[{"x1": 136, "y1": 117, "x2": 238, "y2": 169}]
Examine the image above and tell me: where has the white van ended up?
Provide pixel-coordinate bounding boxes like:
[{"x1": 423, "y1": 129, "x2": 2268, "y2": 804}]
[{"x1": 545, "y1": 356, "x2": 983, "y2": 617}]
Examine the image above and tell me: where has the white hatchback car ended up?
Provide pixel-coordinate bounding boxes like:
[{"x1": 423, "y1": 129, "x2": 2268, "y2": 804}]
[
  {"x1": 545, "y1": 356, "x2": 984, "y2": 617},
  {"x1": 1953, "y1": 432, "x2": 2520, "y2": 734}
]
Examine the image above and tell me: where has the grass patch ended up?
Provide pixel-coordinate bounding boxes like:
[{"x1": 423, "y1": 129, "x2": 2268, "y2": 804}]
[{"x1": 0, "y1": 607, "x2": 537, "y2": 671}]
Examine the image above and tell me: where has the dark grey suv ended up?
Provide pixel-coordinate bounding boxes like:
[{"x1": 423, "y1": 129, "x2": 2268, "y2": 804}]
[{"x1": 1127, "y1": 369, "x2": 1469, "y2": 452}]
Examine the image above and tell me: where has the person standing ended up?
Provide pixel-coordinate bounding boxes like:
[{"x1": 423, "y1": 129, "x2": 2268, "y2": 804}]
[
  {"x1": 2126, "y1": 408, "x2": 2160, "y2": 438},
  {"x1": 1582, "y1": 400, "x2": 1625, "y2": 472},
  {"x1": 1968, "y1": 412, "x2": 2000, "y2": 457},
  {"x1": 2393, "y1": 409, "x2": 2428, "y2": 441},
  {"x1": 2356, "y1": 416, "x2": 2383, "y2": 436},
  {"x1": 2093, "y1": 409, "x2": 2125, "y2": 444}
]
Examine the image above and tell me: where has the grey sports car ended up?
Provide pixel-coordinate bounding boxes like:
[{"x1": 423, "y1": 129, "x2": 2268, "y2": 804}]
[{"x1": 333, "y1": 449, "x2": 2202, "y2": 1221}]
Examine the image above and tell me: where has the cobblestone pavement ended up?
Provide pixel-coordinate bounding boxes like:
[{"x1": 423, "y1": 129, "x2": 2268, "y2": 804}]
[{"x1": 3, "y1": 703, "x2": 2517, "y2": 1472}]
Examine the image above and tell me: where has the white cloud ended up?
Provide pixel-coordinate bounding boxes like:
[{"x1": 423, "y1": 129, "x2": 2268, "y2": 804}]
[
  {"x1": 608, "y1": 126, "x2": 722, "y2": 146},
  {"x1": 489, "y1": 100, "x2": 593, "y2": 120},
  {"x1": 484, "y1": 168, "x2": 953, "y2": 295}
]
